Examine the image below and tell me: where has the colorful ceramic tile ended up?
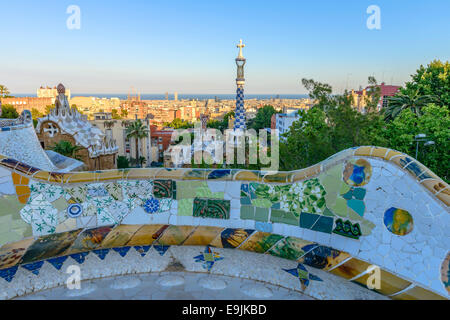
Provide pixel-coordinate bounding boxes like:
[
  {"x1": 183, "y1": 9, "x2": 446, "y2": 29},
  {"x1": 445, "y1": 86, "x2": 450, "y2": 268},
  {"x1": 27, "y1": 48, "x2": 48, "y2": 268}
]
[
  {"x1": 0, "y1": 238, "x2": 34, "y2": 269},
  {"x1": 352, "y1": 268, "x2": 412, "y2": 296},
  {"x1": 0, "y1": 266, "x2": 18, "y2": 282},
  {"x1": 254, "y1": 207, "x2": 269, "y2": 222},
  {"x1": 283, "y1": 263, "x2": 323, "y2": 291},
  {"x1": 383, "y1": 207, "x2": 413, "y2": 236},
  {"x1": 342, "y1": 159, "x2": 372, "y2": 187},
  {"x1": 112, "y1": 246, "x2": 131, "y2": 257},
  {"x1": 64, "y1": 226, "x2": 114, "y2": 255},
  {"x1": 332, "y1": 218, "x2": 362, "y2": 239},
  {"x1": 299, "y1": 212, "x2": 334, "y2": 233},
  {"x1": 133, "y1": 245, "x2": 151, "y2": 257},
  {"x1": 153, "y1": 180, "x2": 175, "y2": 199},
  {"x1": 153, "y1": 245, "x2": 170, "y2": 256},
  {"x1": 183, "y1": 226, "x2": 224, "y2": 246},
  {"x1": 70, "y1": 252, "x2": 89, "y2": 264},
  {"x1": 46, "y1": 256, "x2": 68, "y2": 270},
  {"x1": 193, "y1": 198, "x2": 230, "y2": 219},
  {"x1": 210, "y1": 228, "x2": 254, "y2": 248},
  {"x1": 298, "y1": 245, "x2": 351, "y2": 270},
  {"x1": 240, "y1": 205, "x2": 255, "y2": 220},
  {"x1": 270, "y1": 209, "x2": 299, "y2": 226},
  {"x1": 125, "y1": 225, "x2": 169, "y2": 246},
  {"x1": 392, "y1": 286, "x2": 447, "y2": 300},
  {"x1": 20, "y1": 229, "x2": 83, "y2": 264},
  {"x1": 21, "y1": 261, "x2": 44, "y2": 275},
  {"x1": 142, "y1": 197, "x2": 160, "y2": 213},
  {"x1": 100, "y1": 225, "x2": 141, "y2": 249},
  {"x1": 194, "y1": 245, "x2": 224, "y2": 271},
  {"x1": 268, "y1": 237, "x2": 314, "y2": 261},
  {"x1": 208, "y1": 169, "x2": 232, "y2": 180},
  {"x1": 92, "y1": 249, "x2": 110, "y2": 260},
  {"x1": 254, "y1": 221, "x2": 272, "y2": 233},
  {"x1": 347, "y1": 199, "x2": 365, "y2": 217},
  {"x1": 239, "y1": 232, "x2": 283, "y2": 253},
  {"x1": 156, "y1": 225, "x2": 197, "y2": 246},
  {"x1": 329, "y1": 258, "x2": 371, "y2": 279}
]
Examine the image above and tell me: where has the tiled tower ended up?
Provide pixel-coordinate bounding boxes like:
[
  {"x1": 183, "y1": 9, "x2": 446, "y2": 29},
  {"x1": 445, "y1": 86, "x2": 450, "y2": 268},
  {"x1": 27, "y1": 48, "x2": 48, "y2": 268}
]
[{"x1": 233, "y1": 39, "x2": 247, "y2": 130}]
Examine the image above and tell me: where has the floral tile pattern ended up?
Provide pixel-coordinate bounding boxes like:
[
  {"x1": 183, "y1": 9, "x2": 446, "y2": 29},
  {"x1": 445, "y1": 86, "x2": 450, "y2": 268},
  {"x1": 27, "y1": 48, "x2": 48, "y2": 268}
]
[
  {"x1": 193, "y1": 198, "x2": 230, "y2": 219},
  {"x1": 194, "y1": 245, "x2": 224, "y2": 271}
]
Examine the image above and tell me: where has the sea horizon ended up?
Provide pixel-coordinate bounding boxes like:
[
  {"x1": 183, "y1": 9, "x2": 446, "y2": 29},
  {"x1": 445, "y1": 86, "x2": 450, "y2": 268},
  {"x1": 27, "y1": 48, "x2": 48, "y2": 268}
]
[{"x1": 9, "y1": 93, "x2": 310, "y2": 101}]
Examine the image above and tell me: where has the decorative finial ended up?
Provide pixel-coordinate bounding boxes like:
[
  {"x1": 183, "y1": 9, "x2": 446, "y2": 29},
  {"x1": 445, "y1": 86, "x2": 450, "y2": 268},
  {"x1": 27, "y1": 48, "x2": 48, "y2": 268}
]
[
  {"x1": 57, "y1": 83, "x2": 66, "y2": 94},
  {"x1": 237, "y1": 39, "x2": 245, "y2": 59}
]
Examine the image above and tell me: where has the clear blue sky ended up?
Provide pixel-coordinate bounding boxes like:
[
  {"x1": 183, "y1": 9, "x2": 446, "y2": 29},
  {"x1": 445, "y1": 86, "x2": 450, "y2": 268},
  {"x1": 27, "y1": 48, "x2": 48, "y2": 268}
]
[{"x1": 1, "y1": 0, "x2": 449, "y2": 94}]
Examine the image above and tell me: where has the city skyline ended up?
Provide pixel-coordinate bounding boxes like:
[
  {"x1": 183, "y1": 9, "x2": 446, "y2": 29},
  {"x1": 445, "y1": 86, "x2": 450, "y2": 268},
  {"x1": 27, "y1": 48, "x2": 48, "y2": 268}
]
[{"x1": 1, "y1": 0, "x2": 449, "y2": 94}]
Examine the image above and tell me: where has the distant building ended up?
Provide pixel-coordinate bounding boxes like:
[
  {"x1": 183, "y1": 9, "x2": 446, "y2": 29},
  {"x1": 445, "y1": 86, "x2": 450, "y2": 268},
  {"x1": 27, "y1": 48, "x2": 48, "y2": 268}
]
[
  {"x1": 37, "y1": 85, "x2": 71, "y2": 101},
  {"x1": 36, "y1": 84, "x2": 118, "y2": 171},
  {"x1": 174, "y1": 92, "x2": 178, "y2": 101},
  {"x1": 350, "y1": 82, "x2": 400, "y2": 112},
  {"x1": 271, "y1": 111, "x2": 301, "y2": 141},
  {"x1": 0, "y1": 97, "x2": 53, "y2": 114}
]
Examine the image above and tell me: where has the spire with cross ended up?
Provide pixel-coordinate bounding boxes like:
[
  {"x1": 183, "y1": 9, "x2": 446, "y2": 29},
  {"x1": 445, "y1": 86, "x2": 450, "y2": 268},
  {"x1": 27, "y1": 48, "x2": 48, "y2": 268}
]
[
  {"x1": 233, "y1": 39, "x2": 247, "y2": 131},
  {"x1": 237, "y1": 39, "x2": 245, "y2": 59}
]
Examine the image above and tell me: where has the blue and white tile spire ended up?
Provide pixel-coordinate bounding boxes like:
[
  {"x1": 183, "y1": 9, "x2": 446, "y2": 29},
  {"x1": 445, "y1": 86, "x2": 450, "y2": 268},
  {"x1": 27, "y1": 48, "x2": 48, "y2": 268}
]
[{"x1": 233, "y1": 39, "x2": 247, "y2": 130}]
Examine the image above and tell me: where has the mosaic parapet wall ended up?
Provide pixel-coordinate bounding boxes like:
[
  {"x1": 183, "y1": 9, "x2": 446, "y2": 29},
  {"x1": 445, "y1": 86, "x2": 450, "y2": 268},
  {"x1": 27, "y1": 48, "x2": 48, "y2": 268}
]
[{"x1": 0, "y1": 146, "x2": 448, "y2": 300}]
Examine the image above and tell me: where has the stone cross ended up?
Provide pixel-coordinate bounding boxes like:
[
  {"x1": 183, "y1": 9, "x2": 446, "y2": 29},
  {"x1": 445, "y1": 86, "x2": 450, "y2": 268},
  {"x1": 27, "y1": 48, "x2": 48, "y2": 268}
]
[
  {"x1": 237, "y1": 39, "x2": 245, "y2": 58},
  {"x1": 44, "y1": 123, "x2": 59, "y2": 137}
]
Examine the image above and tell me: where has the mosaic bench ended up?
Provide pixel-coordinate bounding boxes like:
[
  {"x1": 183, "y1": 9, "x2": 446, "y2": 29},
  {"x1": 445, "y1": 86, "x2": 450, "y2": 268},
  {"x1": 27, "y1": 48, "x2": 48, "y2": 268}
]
[{"x1": 0, "y1": 146, "x2": 448, "y2": 299}]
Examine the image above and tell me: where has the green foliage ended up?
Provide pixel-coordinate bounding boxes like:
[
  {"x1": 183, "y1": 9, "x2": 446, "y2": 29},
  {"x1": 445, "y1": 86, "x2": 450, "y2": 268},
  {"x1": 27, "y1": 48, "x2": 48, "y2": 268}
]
[
  {"x1": 1, "y1": 104, "x2": 19, "y2": 118},
  {"x1": 120, "y1": 108, "x2": 128, "y2": 118},
  {"x1": 248, "y1": 105, "x2": 277, "y2": 131},
  {"x1": 384, "y1": 104, "x2": 449, "y2": 182},
  {"x1": 164, "y1": 118, "x2": 193, "y2": 129},
  {"x1": 125, "y1": 119, "x2": 149, "y2": 167},
  {"x1": 31, "y1": 108, "x2": 43, "y2": 119},
  {"x1": 45, "y1": 105, "x2": 54, "y2": 115},
  {"x1": 117, "y1": 156, "x2": 129, "y2": 169},
  {"x1": 0, "y1": 85, "x2": 10, "y2": 97},
  {"x1": 385, "y1": 90, "x2": 437, "y2": 120},
  {"x1": 206, "y1": 111, "x2": 235, "y2": 132},
  {"x1": 51, "y1": 140, "x2": 82, "y2": 159},
  {"x1": 402, "y1": 60, "x2": 450, "y2": 106},
  {"x1": 111, "y1": 109, "x2": 122, "y2": 119}
]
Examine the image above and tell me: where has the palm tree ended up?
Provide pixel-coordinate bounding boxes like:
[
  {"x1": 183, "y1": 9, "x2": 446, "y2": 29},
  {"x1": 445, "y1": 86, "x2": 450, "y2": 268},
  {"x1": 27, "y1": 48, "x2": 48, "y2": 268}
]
[
  {"x1": 385, "y1": 91, "x2": 437, "y2": 120},
  {"x1": 103, "y1": 120, "x2": 116, "y2": 130},
  {"x1": 52, "y1": 140, "x2": 83, "y2": 160},
  {"x1": 0, "y1": 85, "x2": 10, "y2": 97},
  {"x1": 125, "y1": 119, "x2": 149, "y2": 167}
]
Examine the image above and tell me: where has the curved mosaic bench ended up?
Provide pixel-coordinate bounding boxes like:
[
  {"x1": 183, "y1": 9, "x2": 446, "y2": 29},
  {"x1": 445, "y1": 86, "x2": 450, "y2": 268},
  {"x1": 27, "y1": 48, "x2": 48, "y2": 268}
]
[{"x1": 0, "y1": 146, "x2": 448, "y2": 300}]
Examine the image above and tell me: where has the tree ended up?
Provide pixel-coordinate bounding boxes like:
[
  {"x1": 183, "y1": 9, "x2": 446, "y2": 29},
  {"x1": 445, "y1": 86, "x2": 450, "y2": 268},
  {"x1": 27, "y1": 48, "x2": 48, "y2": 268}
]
[
  {"x1": 103, "y1": 120, "x2": 116, "y2": 130},
  {"x1": 301, "y1": 79, "x2": 332, "y2": 111},
  {"x1": 125, "y1": 119, "x2": 149, "y2": 167},
  {"x1": 111, "y1": 109, "x2": 122, "y2": 119},
  {"x1": 384, "y1": 104, "x2": 449, "y2": 182},
  {"x1": 1, "y1": 104, "x2": 19, "y2": 118},
  {"x1": 248, "y1": 105, "x2": 277, "y2": 131},
  {"x1": 280, "y1": 78, "x2": 387, "y2": 170},
  {"x1": 31, "y1": 108, "x2": 43, "y2": 119},
  {"x1": 45, "y1": 105, "x2": 54, "y2": 115},
  {"x1": 52, "y1": 140, "x2": 82, "y2": 160},
  {"x1": 164, "y1": 118, "x2": 193, "y2": 129},
  {"x1": 385, "y1": 90, "x2": 437, "y2": 120},
  {"x1": 117, "y1": 156, "x2": 129, "y2": 169},
  {"x1": 120, "y1": 108, "x2": 128, "y2": 118},
  {"x1": 0, "y1": 85, "x2": 10, "y2": 97},
  {"x1": 402, "y1": 60, "x2": 450, "y2": 106}
]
